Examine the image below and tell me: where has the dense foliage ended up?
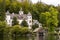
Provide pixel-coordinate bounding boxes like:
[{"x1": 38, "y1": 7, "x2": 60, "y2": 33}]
[
  {"x1": 0, "y1": 0, "x2": 60, "y2": 40},
  {"x1": 32, "y1": 23, "x2": 39, "y2": 30},
  {"x1": 21, "y1": 20, "x2": 28, "y2": 27},
  {"x1": 12, "y1": 17, "x2": 19, "y2": 26},
  {"x1": 40, "y1": 7, "x2": 58, "y2": 31},
  {"x1": 0, "y1": 21, "x2": 31, "y2": 40}
]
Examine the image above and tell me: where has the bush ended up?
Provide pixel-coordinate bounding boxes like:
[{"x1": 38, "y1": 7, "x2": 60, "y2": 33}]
[
  {"x1": 12, "y1": 17, "x2": 19, "y2": 26},
  {"x1": 12, "y1": 25, "x2": 31, "y2": 35},
  {"x1": 32, "y1": 23, "x2": 39, "y2": 30},
  {"x1": 21, "y1": 20, "x2": 28, "y2": 27}
]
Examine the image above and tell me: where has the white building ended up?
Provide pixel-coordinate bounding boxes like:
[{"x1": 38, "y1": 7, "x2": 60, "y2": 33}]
[
  {"x1": 33, "y1": 20, "x2": 42, "y2": 28},
  {"x1": 6, "y1": 9, "x2": 32, "y2": 29},
  {"x1": 6, "y1": 9, "x2": 42, "y2": 29}
]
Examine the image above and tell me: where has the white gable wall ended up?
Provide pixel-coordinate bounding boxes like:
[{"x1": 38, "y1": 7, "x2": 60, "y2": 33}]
[
  {"x1": 6, "y1": 15, "x2": 11, "y2": 26},
  {"x1": 17, "y1": 19, "x2": 23, "y2": 24},
  {"x1": 27, "y1": 16, "x2": 32, "y2": 29},
  {"x1": 6, "y1": 15, "x2": 10, "y2": 24}
]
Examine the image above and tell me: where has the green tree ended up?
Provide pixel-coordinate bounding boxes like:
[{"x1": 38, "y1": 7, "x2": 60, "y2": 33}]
[
  {"x1": 4, "y1": 27, "x2": 12, "y2": 40},
  {"x1": 9, "y1": 0, "x2": 21, "y2": 13},
  {"x1": 39, "y1": 6, "x2": 58, "y2": 40},
  {"x1": 0, "y1": 0, "x2": 6, "y2": 21},
  {"x1": 12, "y1": 25, "x2": 21, "y2": 40},
  {"x1": 21, "y1": 20, "x2": 28, "y2": 27},
  {"x1": 11, "y1": 25, "x2": 31, "y2": 40},
  {"x1": 0, "y1": 21, "x2": 6, "y2": 40},
  {"x1": 30, "y1": 2, "x2": 49, "y2": 22},
  {"x1": 20, "y1": 27, "x2": 31, "y2": 35},
  {"x1": 5, "y1": 0, "x2": 10, "y2": 11},
  {"x1": 12, "y1": 17, "x2": 19, "y2": 26},
  {"x1": 22, "y1": 0, "x2": 30, "y2": 14},
  {"x1": 40, "y1": 7, "x2": 58, "y2": 32},
  {"x1": 32, "y1": 23, "x2": 39, "y2": 30},
  {"x1": 56, "y1": 5, "x2": 60, "y2": 27}
]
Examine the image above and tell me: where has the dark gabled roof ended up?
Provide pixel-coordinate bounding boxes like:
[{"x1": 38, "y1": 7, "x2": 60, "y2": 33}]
[{"x1": 10, "y1": 13, "x2": 28, "y2": 20}]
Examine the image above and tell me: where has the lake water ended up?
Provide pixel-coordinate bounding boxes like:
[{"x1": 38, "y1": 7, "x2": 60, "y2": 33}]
[
  {"x1": 12, "y1": 34, "x2": 60, "y2": 40},
  {"x1": 0, "y1": 34, "x2": 60, "y2": 40},
  {"x1": 16, "y1": 34, "x2": 60, "y2": 40}
]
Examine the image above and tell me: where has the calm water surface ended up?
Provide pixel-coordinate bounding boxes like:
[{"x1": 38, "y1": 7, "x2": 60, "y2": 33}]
[
  {"x1": 0, "y1": 34, "x2": 60, "y2": 40},
  {"x1": 17, "y1": 35, "x2": 60, "y2": 40}
]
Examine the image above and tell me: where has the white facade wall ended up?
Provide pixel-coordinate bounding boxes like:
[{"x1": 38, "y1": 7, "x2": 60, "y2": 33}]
[
  {"x1": 6, "y1": 15, "x2": 11, "y2": 26},
  {"x1": 10, "y1": 19, "x2": 12, "y2": 26},
  {"x1": 17, "y1": 19, "x2": 32, "y2": 29},
  {"x1": 19, "y1": 10, "x2": 23, "y2": 15},
  {"x1": 17, "y1": 19, "x2": 23, "y2": 24},
  {"x1": 27, "y1": 16, "x2": 32, "y2": 29},
  {"x1": 5, "y1": 10, "x2": 34, "y2": 29}
]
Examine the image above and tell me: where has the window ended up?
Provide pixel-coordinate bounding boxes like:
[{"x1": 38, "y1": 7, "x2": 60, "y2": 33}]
[
  {"x1": 29, "y1": 17, "x2": 31, "y2": 19},
  {"x1": 30, "y1": 17, "x2": 31, "y2": 19},
  {"x1": 9, "y1": 20, "x2": 10, "y2": 23},
  {"x1": 29, "y1": 20, "x2": 31, "y2": 23},
  {"x1": 30, "y1": 25, "x2": 32, "y2": 27}
]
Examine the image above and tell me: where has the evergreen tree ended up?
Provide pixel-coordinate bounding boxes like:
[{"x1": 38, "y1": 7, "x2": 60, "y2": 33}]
[
  {"x1": 0, "y1": 0, "x2": 5, "y2": 21},
  {"x1": 12, "y1": 17, "x2": 19, "y2": 26},
  {"x1": 21, "y1": 20, "x2": 28, "y2": 27},
  {"x1": 32, "y1": 23, "x2": 39, "y2": 30},
  {"x1": 0, "y1": 21, "x2": 6, "y2": 40}
]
